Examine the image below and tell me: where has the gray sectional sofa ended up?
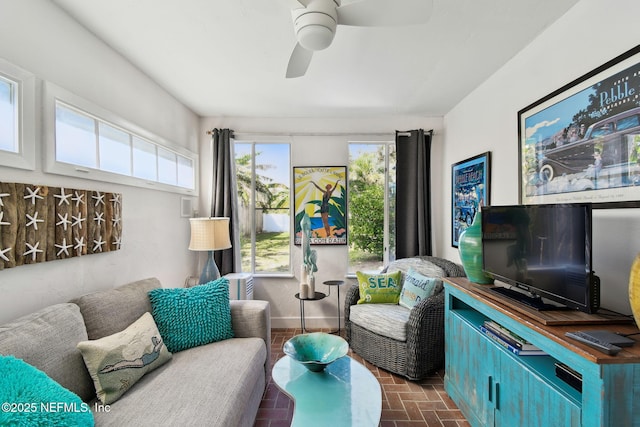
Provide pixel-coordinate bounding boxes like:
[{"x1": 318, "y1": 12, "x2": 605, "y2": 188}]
[{"x1": 0, "y1": 277, "x2": 271, "y2": 426}]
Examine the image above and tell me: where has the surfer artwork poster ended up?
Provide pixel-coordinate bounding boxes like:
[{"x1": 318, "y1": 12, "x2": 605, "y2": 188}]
[{"x1": 293, "y1": 166, "x2": 347, "y2": 245}]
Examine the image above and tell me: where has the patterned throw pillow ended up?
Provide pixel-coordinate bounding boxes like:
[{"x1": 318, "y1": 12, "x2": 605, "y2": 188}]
[
  {"x1": 148, "y1": 278, "x2": 234, "y2": 353},
  {"x1": 356, "y1": 271, "x2": 403, "y2": 304},
  {"x1": 0, "y1": 355, "x2": 95, "y2": 427},
  {"x1": 77, "y1": 312, "x2": 172, "y2": 405},
  {"x1": 399, "y1": 267, "x2": 442, "y2": 309}
]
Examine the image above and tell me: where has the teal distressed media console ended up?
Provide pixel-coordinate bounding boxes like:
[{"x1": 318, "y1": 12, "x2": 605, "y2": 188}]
[{"x1": 444, "y1": 277, "x2": 640, "y2": 427}]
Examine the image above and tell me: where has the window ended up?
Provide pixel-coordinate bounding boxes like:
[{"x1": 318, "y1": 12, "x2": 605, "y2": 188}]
[
  {"x1": 348, "y1": 141, "x2": 396, "y2": 273},
  {"x1": 0, "y1": 59, "x2": 36, "y2": 170},
  {"x1": 45, "y1": 83, "x2": 197, "y2": 195},
  {"x1": 234, "y1": 141, "x2": 291, "y2": 275}
]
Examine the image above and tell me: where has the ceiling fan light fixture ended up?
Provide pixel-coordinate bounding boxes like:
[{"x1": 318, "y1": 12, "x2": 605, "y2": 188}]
[{"x1": 297, "y1": 24, "x2": 335, "y2": 51}]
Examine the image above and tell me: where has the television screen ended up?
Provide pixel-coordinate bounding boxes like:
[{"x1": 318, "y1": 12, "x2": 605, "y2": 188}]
[{"x1": 481, "y1": 204, "x2": 598, "y2": 313}]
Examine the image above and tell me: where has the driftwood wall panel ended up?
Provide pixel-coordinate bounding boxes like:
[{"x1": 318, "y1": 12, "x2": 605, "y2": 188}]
[{"x1": 0, "y1": 182, "x2": 122, "y2": 270}]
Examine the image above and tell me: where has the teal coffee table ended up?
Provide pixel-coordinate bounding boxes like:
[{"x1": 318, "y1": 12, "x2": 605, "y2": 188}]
[{"x1": 272, "y1": 354, "x2": 382, "y2": 427}]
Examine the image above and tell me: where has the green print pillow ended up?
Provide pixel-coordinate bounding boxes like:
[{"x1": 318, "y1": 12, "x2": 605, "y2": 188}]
[{"x1": 356, "y1": 270, "x2": 402, "y2": 304}]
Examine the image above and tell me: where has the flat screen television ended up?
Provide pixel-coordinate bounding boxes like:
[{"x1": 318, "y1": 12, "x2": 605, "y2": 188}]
[{"x1": 481, "y1": 203, "x2": 600, "y2": 313}]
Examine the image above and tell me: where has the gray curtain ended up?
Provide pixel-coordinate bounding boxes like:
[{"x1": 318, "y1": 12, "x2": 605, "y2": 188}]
[
  {"x1": 395, "y1": 129, "x2": 433, "y2": 258},
  {"x1": 210, "y1": 128, "x2": 240, "y2": 275}
]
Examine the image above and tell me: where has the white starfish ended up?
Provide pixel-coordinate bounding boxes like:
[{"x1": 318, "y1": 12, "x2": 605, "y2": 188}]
[
  {"x1": 74, "y1": 236, "x2": 86, "y2": 255},
  {"x1": 0, "y1": 193, "x2": 9, "y2": 207},
  {"x1": 112, "y1": 235, "x2": 122, "y2": 249},
  {"x1": 56, "y1": 213, "x2": 71, "y2": 230},
  {"x1": 92, "y1": 236, "x2": 106, "y2": 252},
  {"x1": 112, "y1": 216, "x2": 121, "y2": 227},
  {"x1": 55, "y1": 238, "x2": 73, "y2": 257},
  {"x1": 72, "y1": 213, "x2": 86, "y2": 229},
  {"x1": 25, "y1": 212, "x2": 44, "y2": 230},
  {"x1": 23, "y1": 241, "x2": 42, "y2": 261},
  {"x1": 110, "y1": 194, "x2": 122, "y2": 206},
  {"x1": 54, "y1": 187, "x2": 72, "y2": 206},
  {"x1": 0, "y1": 246, "x2": 11, "y2": 262},
  {"x1": 0, "y1": 211, "x2": 10, "y2": 226},
  {"x1": 24, "y1": 187, "x2": 43, "y2": 205},
  {"x1": 72, "y1": 191, "x2": 85, "y2": 207},
  {"x1": 94, "y1": 212, "x2": 105, "y2": 226},
  {"x1": 92, "y1": 192, "x2": 105, "y2": 207}
]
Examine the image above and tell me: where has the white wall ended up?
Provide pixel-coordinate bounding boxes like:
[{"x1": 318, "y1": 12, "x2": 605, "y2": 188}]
[
  {"x1": 441, "y1": 0, "x2": 640, "y2": 314},
  {"x1": 0, "y1": 0, "x2": 200, "y2": 323},
  {"x1": 200, "y1": 116, "x2": 443, "y2": 328}
]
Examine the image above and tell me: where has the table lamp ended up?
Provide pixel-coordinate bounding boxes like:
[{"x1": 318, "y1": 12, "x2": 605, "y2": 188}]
[{"x1": 189, "y1": 217, "x2": 232, "y2": 284}]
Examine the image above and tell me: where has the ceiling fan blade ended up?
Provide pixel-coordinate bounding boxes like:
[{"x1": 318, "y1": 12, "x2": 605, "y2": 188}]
[
  {"x1": 286, "y1": 43, "x2": 314, "y2": 78},
  {"x1": 336, "y1": 0, "x2": 433, "y2": 27}
]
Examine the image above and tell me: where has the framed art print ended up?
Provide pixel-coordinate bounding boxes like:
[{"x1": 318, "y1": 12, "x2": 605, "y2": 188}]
[
  {"x1": 519, "y1": 44, "x2": 640, "y2": 207},
  {"x1": 451, "y1": 152, "x2": 491, "y2": 247},
  {"x1": 293, "y1": 166, "x2": 347, "y2": 245}
]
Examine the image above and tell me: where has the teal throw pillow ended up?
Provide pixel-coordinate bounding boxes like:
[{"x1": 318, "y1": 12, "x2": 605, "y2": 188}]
[
  {"x1": 0, "y1": 355, "x2": 95, "y2": 427},
  {"x1": 148, "y1": 278, "x2": 234, "y2": 352},
  {"x1": 399, "y1": 267, "x2": 442, "y2": 309},
  {"x1": 356, "y1": 270, "x2": 402, "y2": 304}
]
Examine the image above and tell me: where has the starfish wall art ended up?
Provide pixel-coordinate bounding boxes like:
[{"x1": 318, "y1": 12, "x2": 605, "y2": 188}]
[{"x1": 0, "y1": 182, "x2": 122, "y2": 270}]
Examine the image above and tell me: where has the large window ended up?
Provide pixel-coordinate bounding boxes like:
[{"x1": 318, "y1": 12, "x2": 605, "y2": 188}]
[
  {"x1": 45, "y1": 83, "x2": 196, "y2": 195},
  {"x1": 0, "y1": 59, "x2": 36, "y2": 170},
  {"x1": 348, "y1": 142, "x2": 396, "y2": 273},
  {"x1": 235, "y1": 141, "x2": 291, "y2": 275}
]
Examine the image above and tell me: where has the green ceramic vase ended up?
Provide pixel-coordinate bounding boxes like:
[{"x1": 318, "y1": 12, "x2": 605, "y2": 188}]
[{"x1": 458, "y1": 209, "x2": 494, "y2": 284}]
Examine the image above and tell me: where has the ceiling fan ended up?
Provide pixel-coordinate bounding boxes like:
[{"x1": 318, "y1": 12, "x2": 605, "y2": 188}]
[{"x1": 285, "y1": 0, "x2": 433, "y2": 78}]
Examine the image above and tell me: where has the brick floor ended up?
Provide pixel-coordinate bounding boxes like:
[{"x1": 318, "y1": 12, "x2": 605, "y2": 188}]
[{"x1": 254, "y1": 328, "x2": 471, "y2": 427}]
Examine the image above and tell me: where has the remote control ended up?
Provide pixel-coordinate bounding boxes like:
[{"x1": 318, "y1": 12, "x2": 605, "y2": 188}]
[{"x1": 565, "y1": 331, "x2": 622, "y2": 355}]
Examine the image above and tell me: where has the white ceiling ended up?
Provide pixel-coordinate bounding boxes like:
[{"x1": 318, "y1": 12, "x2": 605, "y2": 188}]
[{"x1": 51, "y1": 0, "x2": 579, "y2": 118}]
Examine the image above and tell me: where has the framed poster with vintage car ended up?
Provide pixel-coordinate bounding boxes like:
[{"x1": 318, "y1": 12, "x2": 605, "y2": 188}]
[
  {"x1": 451, "y1": 152, "x2": 491, "y2": 247},
  {"x1": 519, "y1": 44, "x2": 640, "y2": 207}
]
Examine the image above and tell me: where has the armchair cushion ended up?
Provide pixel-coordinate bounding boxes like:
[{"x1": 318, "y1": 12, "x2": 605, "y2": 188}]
[{"x1": 349, "y1": 304, "x2": 410, "y2": 341}]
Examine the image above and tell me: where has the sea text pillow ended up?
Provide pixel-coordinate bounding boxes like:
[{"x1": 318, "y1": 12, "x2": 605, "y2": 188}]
[
  {"x1": 148, "y1": 278, "x2": 234, "y2": 353},
  {"x1": 0, "y1": 355, "x2": 95, "y2": 426},
  {"x1": 77, "y1": 312, "x2": 172, "y2": 405},
  {"x1": 399, "y1": 267, "x2": 442, "y2": 309},
  {"x1": 356, "y1": 271, "x2": 402, "y2": 304}
]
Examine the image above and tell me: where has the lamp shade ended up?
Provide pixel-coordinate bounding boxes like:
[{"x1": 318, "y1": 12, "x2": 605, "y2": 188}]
[{"x1": 188, "y1": 217, "x2": 232, "y2": 251}]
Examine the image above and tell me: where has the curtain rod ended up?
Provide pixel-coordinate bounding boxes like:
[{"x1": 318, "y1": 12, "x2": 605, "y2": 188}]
[{"x1": 206, "y1": 129, "x2": 435, "y2": 137}]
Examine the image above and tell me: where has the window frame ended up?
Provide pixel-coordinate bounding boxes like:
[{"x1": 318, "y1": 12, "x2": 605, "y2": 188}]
[
  {"x1": 43, "y1": 82, "x2": 198, "y2": 195},
  {"x1": 347, "y1": 140, "x2": 396, "y2": 275},
  {"x1": 0, "y1": 58, "x2": 36, "y2": 171},
  {"x1": 234, "y1": 137, "x2": 293, "y2": 277}
]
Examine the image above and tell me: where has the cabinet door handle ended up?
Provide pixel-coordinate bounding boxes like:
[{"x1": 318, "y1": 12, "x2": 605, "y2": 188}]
[
  {"x1": 488, "y1": 375, "x2": 493, "y2": 402},
  {"x1": 495, "y1": 382, "x2": 500, "y2": 410}
]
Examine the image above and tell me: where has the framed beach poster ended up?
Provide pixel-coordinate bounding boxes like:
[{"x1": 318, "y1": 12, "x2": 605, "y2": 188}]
[
  {"x1": 519, "y1": 44, "x2": 640, "y2": 207},
  {"x1": 293, "y1": 166, "x2": 347, "y2": 245},
  {"x1": 451, "y1": 152, "x2": 491, "y2": 247}
]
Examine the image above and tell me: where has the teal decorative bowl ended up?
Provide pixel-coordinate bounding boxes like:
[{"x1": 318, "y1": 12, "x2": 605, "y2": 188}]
[{"x1": 283, "y1": 332, "x2": 349, "y2": 372}]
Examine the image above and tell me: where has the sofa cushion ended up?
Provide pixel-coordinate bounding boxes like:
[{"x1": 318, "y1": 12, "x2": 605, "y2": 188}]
[
  {"x1": 92, "y1": 337, "x2": 267, "y2": 427},
  {"x1": 399, "y1": 268, "x2": 442, "y2": 309},
  {"x1": 0, "y1": 355, "x2": 94, "y2": 427},
  {"x1": 0, "y1": 303, "x2": 94, "y2": 402},
  {"x1": 77, "y1": 312, "x2": 172, "y2": 404},
  {"x1": 72, "y1": 278, "x2": 160, "y2": 340},
  {"x1": 356, "y1": 270, "x2": 402, "y2": 304},
  {"x1": 148, "y1": 278, "x2": 234, "y2": 353},
  {"x1": 349, "y1": 304, "x2": 410, "y2": 341}
]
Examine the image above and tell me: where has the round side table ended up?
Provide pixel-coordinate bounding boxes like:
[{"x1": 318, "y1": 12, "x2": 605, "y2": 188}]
[
  {"x1": 294, "y1": 292, "x2": 326, "y2": 332},
  {"x1": 324, "y1": 280, "x2": 345, "y2": 335}
]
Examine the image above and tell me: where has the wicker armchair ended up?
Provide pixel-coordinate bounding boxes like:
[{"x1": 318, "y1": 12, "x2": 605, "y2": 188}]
[{"x1": 345, "y1": 256, "x2": 465, "y2": 380}]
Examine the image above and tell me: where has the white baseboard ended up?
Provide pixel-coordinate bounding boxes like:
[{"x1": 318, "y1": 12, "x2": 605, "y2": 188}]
[{"x1": 271, "y1": 316, "x2": 342, "y2": 330}]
